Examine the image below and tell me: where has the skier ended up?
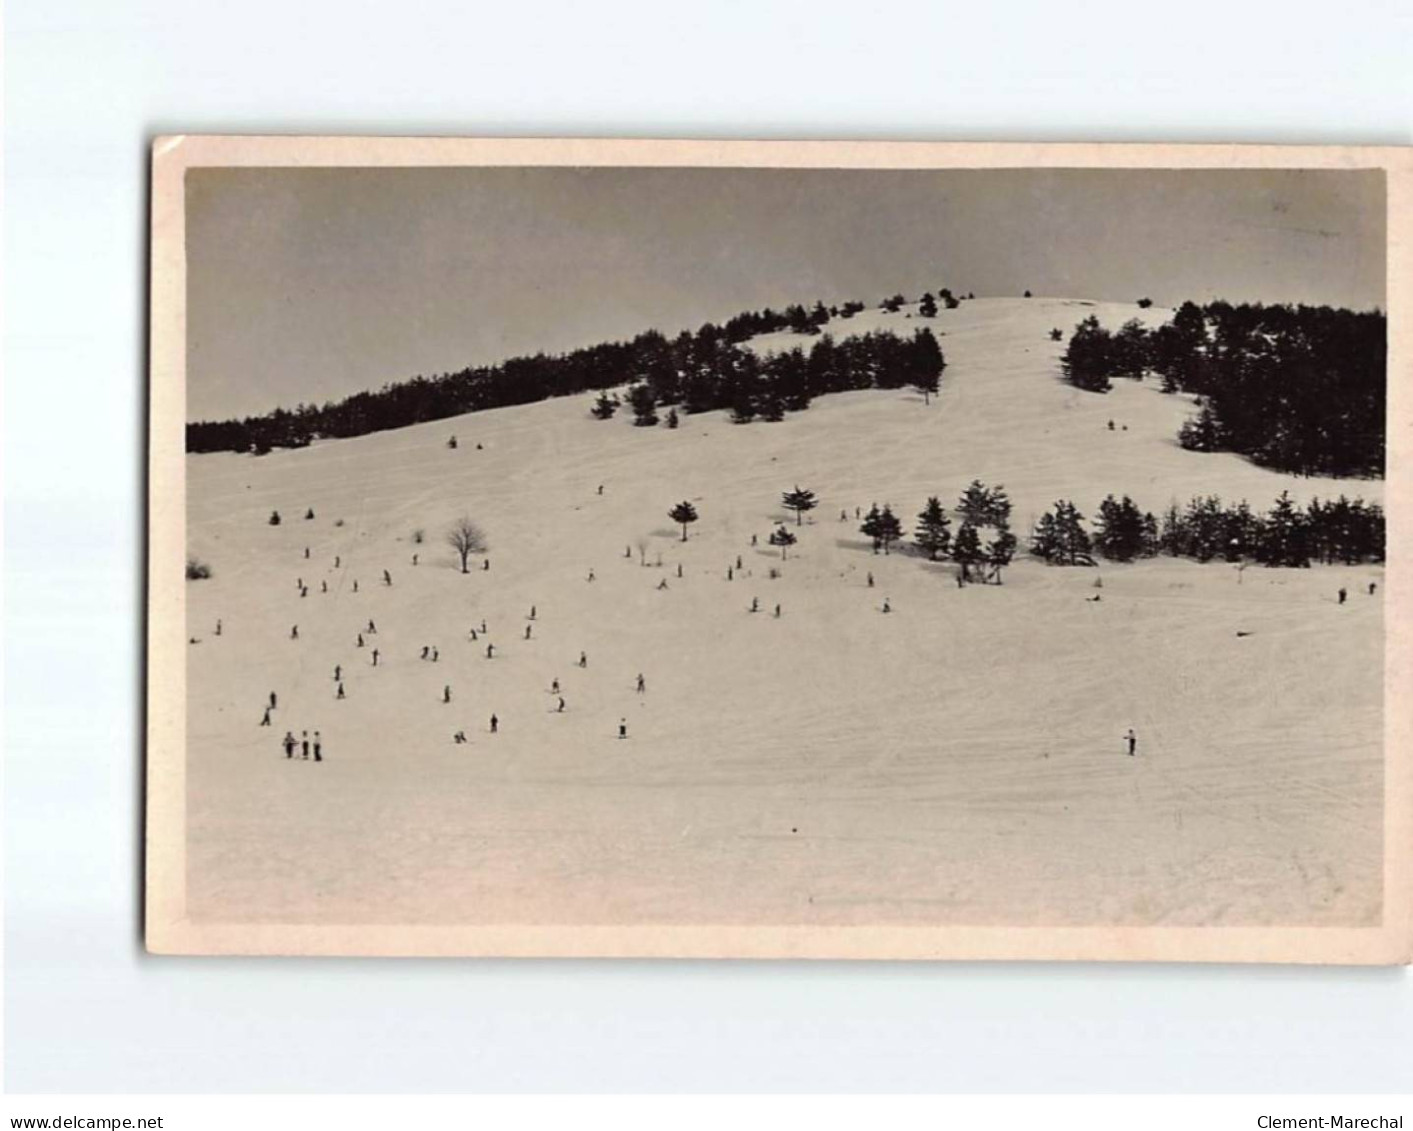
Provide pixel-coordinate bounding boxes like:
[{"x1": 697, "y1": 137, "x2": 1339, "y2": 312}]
[
  {"x1": 290, "y1": 624, "x2": 299, "y2": 640},
  {"x1": 867, "y1": 572, "x2": 874, "y2": 588},
  {"x1": 260, "y1": 706, "x2": 272, "y2": 727},
  {"x1": 215, "y1": 619, "x2": 223, "y2": 636},
  {"x1": 444, "y1": 685, "x2": 452, "y2": 703},
  {"x1": 750, "y1": 536, "x2": 757, "y2": 547},
  {"x1": 383, "y1": 569, "x2": 392, "y2": 586},
  {"x1": 618, "y1": 719, "x2": 628, "y2": 740},
  {"x1": 636, "y1": 673, "x2": 646, "y2": 694},
  {"x1": 557, "y1": 696, "x2": 565, "y2": 713},
  {"x1": 882, "y1": 598, "x2": 891, "y2": 614},
  {"x1": 337, "y1": 682, "x2": 346, "y2": 700},
  {"x1": 737, "y1": 555, "x2": 743, "y2": 569},
  {"x1": 525, "y1": 624, "x2": 533, "y2": 640},
  {"x1": 490, "y1": 714, "x2": 498, "y2": 734},
  {"x1": 481, "y1": 620, "x2": 487, "y2": 634},
  {"x1": 1107, "y1": 419, "x2": 1115, "y2": 431},
  {"x1": 371, "y1": 648, "x2": 380, "y2": 666},
  {"x1": 676, "y1": 563, "x2": 683, "y2": 578},
  {"x1": 300, "y1": 587, "x2": 308, "y2": 598},
  {"x1": 304, "y1": 546, "x2": 311, "y2": 559},
  {"x1": 301, "y1": 732, "x2": 310, "y2": 760},
  {"x1": 657, "y1": 579, "x2": 669, "y2": 590},
  {"x1": 283, "y1": 731, "x2": 296, "y2": 759},
  {"x1": 625, "y1": 545, "x2": 633, "y2": 559},
  {"x1": 269, "y1": 691, "x2": 278, "y2": 709},
  {"x1": 750, "y1": 597, "x2": 759, "y2": 613},
  {"x1": 421, "y1": 646, "x2": 430, "y2": 660},
  {"x1": 334, "y1": 664, "x2": 341, "y2": 681},
  {"x1": 432, "y1": 648, "x2": 438, "y2": 662},
  {"x1": 597, "y1": 485, "x2": 604, "y2": 496},
  {"x1": 530, "y1": 605, "x2": 537, "y2": 620},
  {"x1": 321, "y1": 580, "x2": 327, "y2": 593},
  {"x1": 357, "y1": 633, "x2": 365, "y2": 648},
  {"x1": 551, "y1": 678, "x2": 560, "y2": 694},
  {"x1": 774, "y1": 604, "x2": 781, "y2": 618},
  {"x1": 486, "y1": 643, "x2": 495, "y2": 659},
  {"x1": 313, "y1": 732, "x2": 322, "y2": 762},
  {"x1": 587, "y1": 569, "x2": 596, "y2": 582},
  {"x1": 335, "y1": 556, "x2": 340, "y2": 568},
  {"x1": 483, "y1": 559, "x2": 490, "y2": 571},
  {"x1": 579, "y1": 651, "x2": 587, "y2": 668},
  {"x1": 727, "y1": 567, "x2": 734, "y2": 581},
  {"x1": 469, "y1": 628, "x2": 478, "y2": 641},
  {"x1": 454, "y1": 730, "x2": 467, "y2": 744},
  {"x1": 1125, "y1": 728, "x2": 1137, "y2": 757},
  {"x1": 1370, "y1": 582, "x2": 1378, "y2": 596},
  {"x1": 1338, "y1": 587, "x2": 1348, "y2": 605},
  {"x1": 352, "y1": 580, "x2": 358, "y2": 593},
  {"x1": 367, "y1": 619, "x2": 377, "y2": 634},
  {"x1": 840, "y1": 510, "x2": 848, "y2": 521},
  {"x1": 412, "y1": 553, "x2": 419, "y2": 566}
]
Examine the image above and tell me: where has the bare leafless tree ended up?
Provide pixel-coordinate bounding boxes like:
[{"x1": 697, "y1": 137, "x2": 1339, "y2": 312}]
[{"x1": 446, "y1": 517, "x2": 487, "y2": 573}]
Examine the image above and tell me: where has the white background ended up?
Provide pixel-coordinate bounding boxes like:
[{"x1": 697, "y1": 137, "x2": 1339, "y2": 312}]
[{"x1": 4, "y1": 0, "x2": 1413, "y2": 1094}]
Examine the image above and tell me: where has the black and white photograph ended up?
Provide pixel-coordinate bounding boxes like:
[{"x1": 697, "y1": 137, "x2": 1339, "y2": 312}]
[{"x1": 145, "y1": 138, "x2": 1410, "y2": 961}]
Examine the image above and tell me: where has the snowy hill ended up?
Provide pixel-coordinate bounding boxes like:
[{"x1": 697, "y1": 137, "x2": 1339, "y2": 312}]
[{"x1": 184, "y1": 297, "x2": 1384, "y2": 929}]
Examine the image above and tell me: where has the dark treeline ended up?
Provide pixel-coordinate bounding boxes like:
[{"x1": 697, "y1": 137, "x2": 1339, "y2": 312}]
[
  {"x1": 622, "y1": 326, "x2": 946, "y2": 425},
  {"x1": 188, "y1": 292, "x2": 950, "y2": 454},
  {"x1": 1029, "y1": 491, "x2": 1383, "y2": 569},
  {"x1": 1060, "y1": 300, "x2": 1385, "y2": 478}
]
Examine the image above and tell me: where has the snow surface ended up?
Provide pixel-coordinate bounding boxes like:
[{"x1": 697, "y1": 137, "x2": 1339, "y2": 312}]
[{"x1": 185, "y1": 298, "x2": 1384, "y2": 927}]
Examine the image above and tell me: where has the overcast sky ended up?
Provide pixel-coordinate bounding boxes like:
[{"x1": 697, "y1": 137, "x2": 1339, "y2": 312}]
[{"x1": 186, "y1": 167, "x2": 1385, "y2": 421}]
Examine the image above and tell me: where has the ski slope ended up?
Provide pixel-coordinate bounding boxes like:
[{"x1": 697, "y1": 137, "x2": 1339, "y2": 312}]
[{"x1": 184, "y1": 297, "x2": 1384, "y2": 928}]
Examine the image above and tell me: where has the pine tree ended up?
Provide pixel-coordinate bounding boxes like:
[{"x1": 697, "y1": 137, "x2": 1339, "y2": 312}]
[
  {"x1": 914, "y1": 496, "x2": 953, "y2": 560},
  {"x1": 591, "y1": 391, "x2": 618, "y2": 420},
  {"x1": 919, "y1": 292, "x2": 938, "y2": 318},
  {"x1": 627, "y1": 383, "x2": 658, "y2": 426},
  {"x1": 909, "y1": 327, "x2": 945, "y2": 404},
  {"x1": 952, "y1": 521, "x2": 983, "y2": 582},
  {"x1": 985, "y1": 526, "x2": 1018, "y2": 583},
  {"x1": 1094, "y1": 495, "x2": 1147, "y2": 562},
  {"x1": 1031, "y1": 500, "x2": 1093, "y2": 565},
  {"x1": 669, "y1": 500, "x2": 699, "y2": 542},
  {"x1": 768, "y1": 525, "x2": 797, "y2": 559},
  {"x1": 1257, "y1": 491, "x2": 1310, "y2": 568},
  {"x1": 1061, "y1": 316, "x2": 1114, "y2": 393},
  {"x1": 958, "y1": 481, "x2": 1011, "y2": 529},
  {"x1": 782, "y1": 485, "x2": 819, "y2": 525},
  {"x1": 860, "y1": 504, "x2": 884, "y2": 552},
  {"x1": 875, "y1": 504, "x2": 904, "y2": 555}
]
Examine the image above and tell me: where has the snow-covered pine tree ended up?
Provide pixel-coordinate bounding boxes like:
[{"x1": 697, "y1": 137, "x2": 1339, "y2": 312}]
[{"x1": 768, "y1": 525, "x2": 797, "y2": 559}]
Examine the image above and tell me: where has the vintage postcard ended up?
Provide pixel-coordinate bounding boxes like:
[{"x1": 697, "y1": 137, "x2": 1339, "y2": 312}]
[{"x1": 147, "y1": 137, "x2": 1410, "y2": 961}]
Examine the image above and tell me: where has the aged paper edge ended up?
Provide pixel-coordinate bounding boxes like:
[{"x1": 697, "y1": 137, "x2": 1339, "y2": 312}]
[{"x1": 146, "y1": 136, "x2": 1413, "y2": 962}]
